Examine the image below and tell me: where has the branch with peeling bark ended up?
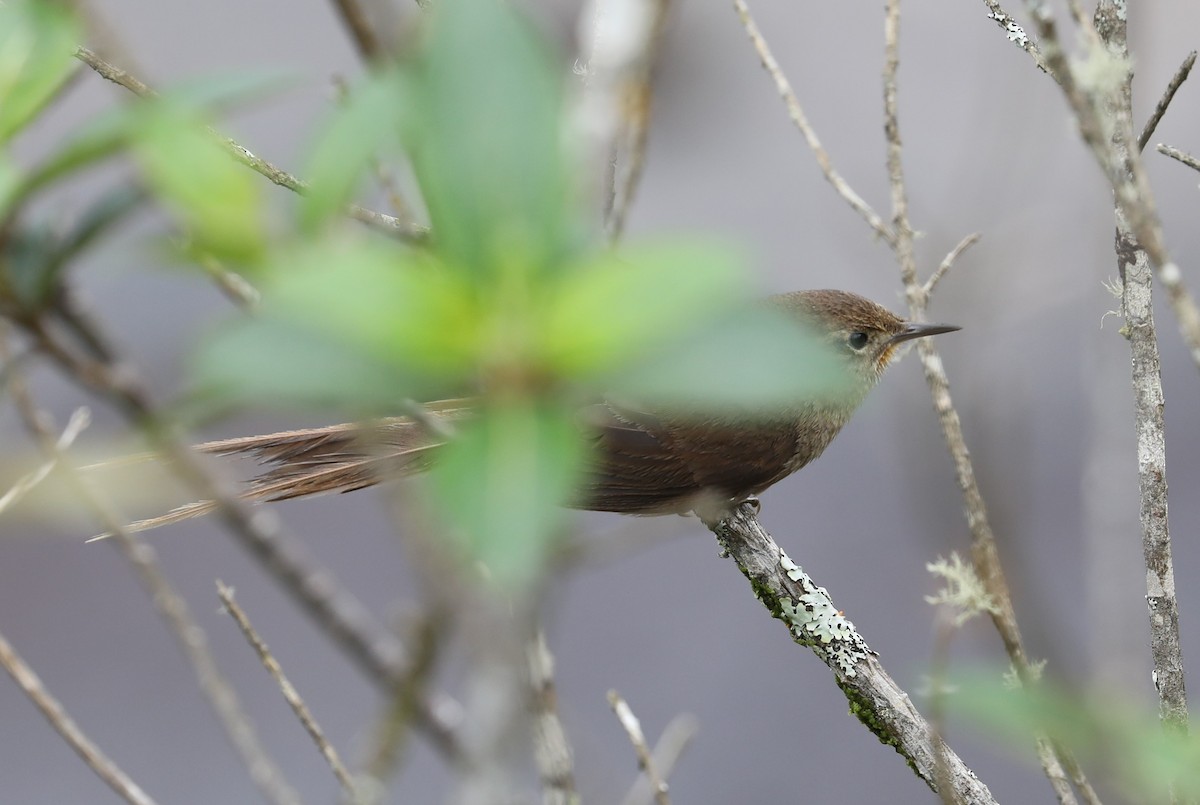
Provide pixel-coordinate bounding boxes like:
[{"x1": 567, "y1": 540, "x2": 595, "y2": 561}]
[{"x1": 984, "y1": 0, "x2": 1190, "y2": 741}]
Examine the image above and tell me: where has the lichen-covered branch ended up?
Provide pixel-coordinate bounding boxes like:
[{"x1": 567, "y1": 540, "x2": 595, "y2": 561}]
[
  {"x1": 1019, "y1": 0, "x2": 1189, "y2": 737},
  {"x1": 705, "y1": 505, "x2": 997, "y2": 804},
  {"x1": 979, "y1": 0, "x2": 1049, "y2": 73},
  {"x1": 1015, "y1": 4, "x2": 1200, "y2": 373}
]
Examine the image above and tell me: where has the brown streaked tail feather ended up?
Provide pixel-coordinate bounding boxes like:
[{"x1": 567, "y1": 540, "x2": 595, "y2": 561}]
[{"x1": 92, "y1": 404, "x2": 473, "y2": 538}]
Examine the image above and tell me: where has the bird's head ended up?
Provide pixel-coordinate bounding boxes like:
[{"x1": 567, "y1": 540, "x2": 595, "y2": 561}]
[{"x1": 773, "y1": 289, "x2": 959, "y2": 388}]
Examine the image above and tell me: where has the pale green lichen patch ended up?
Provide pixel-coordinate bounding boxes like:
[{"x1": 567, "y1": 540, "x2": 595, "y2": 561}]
[
  {"x1": 779, "y1": 593, "x2": 869, "y2": 676},
  {"x1": 779, "y1": 553, "x2": 804, "y2": 582},
  {"x1": 1072, "y1": 39, "x2": 1133, "y2": 100},
  {"x1": 986, "y1": 10, "x2": 1029, "y2": 49}
]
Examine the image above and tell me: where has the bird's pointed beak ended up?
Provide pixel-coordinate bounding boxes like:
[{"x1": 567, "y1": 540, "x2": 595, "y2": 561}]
[{"x1": 888, "y1": 321, "x2": 961, "y2": 345}]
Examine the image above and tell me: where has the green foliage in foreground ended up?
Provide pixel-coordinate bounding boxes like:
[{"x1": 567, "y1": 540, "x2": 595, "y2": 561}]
[
  {"x1": 0, "y1": 0, "x2": 841, "y2": 587},
  {"x1": 951, "y1": 671, "x2": 1200, "y2": 802}
]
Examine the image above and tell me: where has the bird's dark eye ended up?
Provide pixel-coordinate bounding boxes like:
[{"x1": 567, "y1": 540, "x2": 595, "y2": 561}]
[{"x1": 847, "y1": 331, "x2": 870, "y2": 351}]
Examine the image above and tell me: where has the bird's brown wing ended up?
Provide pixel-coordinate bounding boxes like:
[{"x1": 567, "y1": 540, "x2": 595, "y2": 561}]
[
  {"x1": 577, "y1": 402, "x2": 805, "y2": 514},
  {"x1": 578, "y1": 404, "x2": 706, "y2": 514}
]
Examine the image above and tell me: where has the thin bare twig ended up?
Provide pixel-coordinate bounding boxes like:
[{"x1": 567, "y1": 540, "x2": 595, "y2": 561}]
[
  {"x1": 1137, "y1": 51, "x2": 1196, "y2": 153},
  {"x1": 608, "y1": 690, "x2": 670, "y2": 805},
  {"x1": 1158, "y1": 144, "x2": 1200, "y2": 174},
  {"x1": 216, "y1": 581, "x2": 359, "y2": 799},
  {"x1": 923, "y1": 233, "x2": 981, "y2": 299},
  {"x1": 0, "y1": 628, "x2": 159, "y2": 805},
  {"x1": 732, "y1": 0, "x2": 895, "y2": 246},
  {"x1": 2, "y1": 338, "x2": 302, "y2": 805},
  {"x1": 619, "y1": 713, "x2": 698, "y2": 805},
  {"x1": 530, "y1": 631, "x2": 577, "y2": 805},
  {"x1": 360, "y1": 606, "x2": 447, "y2": 800},
  {"x1": 928, "y1": 613, "x2": 958, "y2": 805},
  {"x1": 604, "y1": 0, "x2": 672, "y2": 242},
  {"x1": 577, "y1": 0, "x2": 670, "y2": 241},
  {"x1": 0, "y1": 407, "x2": 89, "y2": 514},
  {"x1": 24, "y1": 308, "x2": 465, "y2": 762},
  {"x1": 885, "y1": 4, "x2": 1083, "y2": 801},
  {"x1": 330, "y1": 0, "x2": 383, "y2": 62},
  {"x1": 196, "y1": 251, "x2": 259, "y2": 309},
  {"x1": 72, "y1": 47, "x2": 428, "y2": 244}
]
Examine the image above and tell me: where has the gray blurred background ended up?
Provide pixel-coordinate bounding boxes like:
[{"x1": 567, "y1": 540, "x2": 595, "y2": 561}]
[{"x1": 4, "y1": 1, "x2": 1200, "y2": 802}]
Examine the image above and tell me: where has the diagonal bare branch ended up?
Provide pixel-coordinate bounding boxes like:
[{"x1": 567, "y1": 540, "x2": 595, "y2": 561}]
[
  {"x1": 733, "y1": 0, "x2": 895, "y2": 246},
  {"x1": 73, "y1": 47, "x2": 428, "y2": 245},
  {"x1": 1137, "y1": 51, "x2": 1196, "y2": 153}
]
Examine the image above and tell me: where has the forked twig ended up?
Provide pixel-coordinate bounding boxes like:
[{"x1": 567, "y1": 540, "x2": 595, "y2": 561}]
[{"x1": 733, "y1": 0, "x2": 895, "y2": 245}]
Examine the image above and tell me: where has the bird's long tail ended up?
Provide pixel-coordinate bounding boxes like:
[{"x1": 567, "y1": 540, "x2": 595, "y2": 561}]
[{"x1": 96, "y1": 402, "x2": 473, "y2": 537}]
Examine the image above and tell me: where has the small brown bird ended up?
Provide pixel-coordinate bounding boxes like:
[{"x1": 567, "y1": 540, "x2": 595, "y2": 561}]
[{"x1": 128, "y1": 290, "x2": 957, "y2": 531}]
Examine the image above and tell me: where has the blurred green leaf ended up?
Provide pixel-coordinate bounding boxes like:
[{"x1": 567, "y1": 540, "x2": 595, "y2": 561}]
[
  {"x1": 408, "y1": 0, "x2": 575, "y2": 278},
  {"x1": 300, "y1": 70, "x2": 406, "y2": 232},
  {"x1": 193, "y1": 237, "x2": 483, "y2": 407},
  {"x1": 951, "y1": 671, "x2": 1200, "y2": 802},
  {"x1": 15, "y1": 104, "x2": 133, "y2": 201},
  {"x1": 40, "y1": 186, "x2": 146, "y2": 279},
  {"x1": 0, "y1": 154, "x2": 19, "y2": 217},
  {"x1": 426, "y1": 400, "x2": 586, "y2": 586},
  {"x1": 148, "y1": 70, "x2": 294, "y2": 115},
  {"x1": 539, "y1": 242, "x2": 748, "y2": 376},
  {"x1": 193, "y1": 316, "x2": 431, "y2": 412},
  {"x1": 134, "y1": 103, "x2": 266, "y2": 263},
  {"x1": 262, "y1": 239, "x2": 481, "y2": 379},
  {"x1": 2, "y1": 221, "x2": 57, "y2": 310},
  {"x1": 0, "y1": 0, "x2": 81, "y2": 143},
  {"x1": 604, "y1": 306, "x2": 848, "y2": 417},
  {"x1": 2, "y1": 186, "x2": 146, "y2": 310}
]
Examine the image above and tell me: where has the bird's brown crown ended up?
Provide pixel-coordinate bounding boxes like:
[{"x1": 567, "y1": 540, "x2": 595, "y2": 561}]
[{"x1": 772, "y1": 289, "x2": 905, "y2": 337}]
